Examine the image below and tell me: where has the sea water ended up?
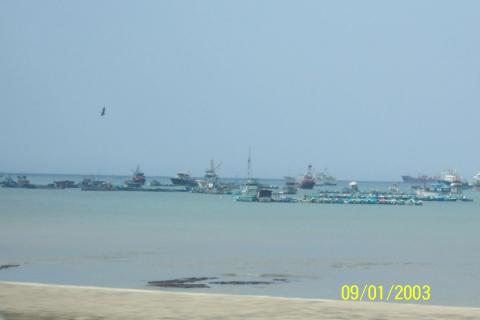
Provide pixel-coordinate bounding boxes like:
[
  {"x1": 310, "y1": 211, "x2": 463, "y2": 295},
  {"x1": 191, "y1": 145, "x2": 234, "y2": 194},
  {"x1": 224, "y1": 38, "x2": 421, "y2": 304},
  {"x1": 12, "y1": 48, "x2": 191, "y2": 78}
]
[{"x1": 1, "y1": 174, "x2": 479, "y2": 307}]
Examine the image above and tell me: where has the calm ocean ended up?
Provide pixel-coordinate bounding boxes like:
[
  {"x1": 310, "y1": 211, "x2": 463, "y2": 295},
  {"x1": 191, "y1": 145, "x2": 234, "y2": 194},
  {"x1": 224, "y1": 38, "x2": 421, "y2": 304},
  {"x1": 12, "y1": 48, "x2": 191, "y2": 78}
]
[{"x1": 1, "y1": 174, "x2": 479, "y2": 307}]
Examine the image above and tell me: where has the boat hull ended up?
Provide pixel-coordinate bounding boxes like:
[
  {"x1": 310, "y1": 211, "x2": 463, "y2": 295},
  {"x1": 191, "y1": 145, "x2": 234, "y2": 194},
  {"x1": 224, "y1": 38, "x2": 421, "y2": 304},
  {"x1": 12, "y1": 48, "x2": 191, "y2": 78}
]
[
  {"x1": 299, "y1": 181, "x2": 315, "y2": 189},
  {"x1": 170, "y1": 177, "x2": 198, "y2": 187}
]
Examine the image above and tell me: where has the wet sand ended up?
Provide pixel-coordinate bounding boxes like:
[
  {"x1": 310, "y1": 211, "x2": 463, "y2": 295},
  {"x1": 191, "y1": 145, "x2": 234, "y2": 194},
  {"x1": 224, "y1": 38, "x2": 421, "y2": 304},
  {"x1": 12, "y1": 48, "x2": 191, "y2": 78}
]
[{"x1": 1, "y1": 282, "x2": 479, "y2": 320}]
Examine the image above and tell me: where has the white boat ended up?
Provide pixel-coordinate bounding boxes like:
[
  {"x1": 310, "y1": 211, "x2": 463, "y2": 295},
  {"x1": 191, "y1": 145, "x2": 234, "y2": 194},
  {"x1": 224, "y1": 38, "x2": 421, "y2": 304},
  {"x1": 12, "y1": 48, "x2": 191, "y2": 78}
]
[
  {"x1": 237, "y1": 178, "x2": 260, "y2": 202},
  {"x1": 438, "y1": 169, "x2": 471, "y2": 189},
  {"x1": 170, "y1": 172, "x2": 198, "y2": 187},
  {"x1": 237, "y1": 149, "x2": 258, "y2": 201},
  {"x1": 204, "y1": 159, "x2": 220, "y2": 182},
  {"x1": 440, "y1": 169, "x2": 462, "y2": 184},
  {"x1": 236, "y1": 149, "x2": 272, "y2": 202},
  {"x1": 349, "y1": 181, "x2": 359, "y2": 192},
  {"x1": 196, "y1": 159, "x2": 221, "y2": 190}
]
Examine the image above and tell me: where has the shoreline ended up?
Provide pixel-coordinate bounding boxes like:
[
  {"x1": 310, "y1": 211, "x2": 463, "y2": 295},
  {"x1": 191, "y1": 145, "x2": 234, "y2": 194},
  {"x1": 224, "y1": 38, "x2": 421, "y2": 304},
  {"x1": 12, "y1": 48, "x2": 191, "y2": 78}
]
[{"x1": 1, "y1": 282, "x2": 480, "y2": 319}]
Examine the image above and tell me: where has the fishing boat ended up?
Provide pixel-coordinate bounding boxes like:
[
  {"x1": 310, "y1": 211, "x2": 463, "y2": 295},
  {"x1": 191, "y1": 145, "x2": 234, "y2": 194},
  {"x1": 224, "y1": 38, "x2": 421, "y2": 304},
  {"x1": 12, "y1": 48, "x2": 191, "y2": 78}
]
[
  {"x1": 196, "y1": 159, "x2": 221, "y2": 190},
  {"x1": 170, "y1": 172, "x2": 198, "y2": 187},
  {"x1": 235, "y1": 149, "x2": 272, "y2": 202},
  {"x1": 1, "y1": 176, "x2": 16, "y2": 187},
  {"x1": 280, "y1": 176, "x2": 298, "y2": 195},
  {"x1": 414, "y1": 182, "x2": 457, "y2": 201},
  {"x1": 236, "y1": 179, "x2": 260, "y2": 202},
  {"x1": 236, "y1": 150, "x2": 258, "y2": 201},
  {"x1": 257, "y1": 188, "x2": 273, "y2": 202},
  {"x1": 298, "y1": 165, "x2": 316, "y2": 189},
  {"x1": 80, "y1": 177, "x2": 115, "y2": 191},
  {"x1": 125, "y1": 165, "x2": 146, "y2": 187},
  {"x1": 1, "y1": 176, "x2": 35, "y2": 188},
  {"x1": 438, "y1": 169, "x2": 471, "y2": 189},
  {"x1": 349, "y1": 181, "x2": 359, "y2": 192},
  {"x1": 439, "y1": 169, "x2": 462, "y2": 184},
  {"x1": 204, "y1": 159, "x2": 220, "y2": 182},
  {"x1": 53, "y1": 180, "x2": 77, "y2": 189},
  {"x1": 316, "y1": 169, "x2": 337, "y2": 186},
  {"x1": 16, "y1": 176, "x2": 34, "y2": 188}
]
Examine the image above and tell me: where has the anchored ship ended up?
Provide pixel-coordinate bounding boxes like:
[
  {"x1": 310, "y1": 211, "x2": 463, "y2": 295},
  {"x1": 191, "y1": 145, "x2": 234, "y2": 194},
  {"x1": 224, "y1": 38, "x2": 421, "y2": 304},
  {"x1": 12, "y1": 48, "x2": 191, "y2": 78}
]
[
  {"x1": 298, "y1": 165, "x2": 316, "y2": 189},
  {"x1": 125, "y1": 165, "x2": 146, "y2": 187},
  {"x1": 316, "y1": 169, "x2": 337, "y2": 186},
  {"x1": 170, "y1": 172, "x2": 198, "y2": 187},
  {"x1": 236, "y1": 149, "x2": 272, "y2": 202},
  {"x1": 1, "y1": 175, "x2": 35, "y2": 188},
  {"x1": 237, "y1": 149, "x2": 259, "y2": 201},
  {"x1": 401, "y1": 175, "x2": 439, "y2": 184},
  {"x1": 403, "y1": 170, "x2": 470, "y2": 189},
  {"x1": 195, "y1": 159, "x2": 230, "y2": 193},
  {"x1": 281, "y1": 176, "x2": 298, "y2": 195},
  {"x1": 80, "y1": 177, "x2": 115, "y2": 191},
  {"x1": 204, "y1": 159, "x2": 220, "y2": 182},
  {"x1": 437, "y1": 169, "x2": 471, "y2": 189},
  {"x1": 53, "y1": 180, "x2": 77, "y2": 189}
]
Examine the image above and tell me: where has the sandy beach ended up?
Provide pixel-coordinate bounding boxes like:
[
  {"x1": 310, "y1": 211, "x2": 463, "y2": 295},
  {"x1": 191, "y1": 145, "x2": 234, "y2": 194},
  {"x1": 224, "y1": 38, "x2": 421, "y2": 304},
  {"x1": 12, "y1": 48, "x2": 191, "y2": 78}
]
[{"x1": 1, "y1": 282, "x2": 479, "y2": 320}]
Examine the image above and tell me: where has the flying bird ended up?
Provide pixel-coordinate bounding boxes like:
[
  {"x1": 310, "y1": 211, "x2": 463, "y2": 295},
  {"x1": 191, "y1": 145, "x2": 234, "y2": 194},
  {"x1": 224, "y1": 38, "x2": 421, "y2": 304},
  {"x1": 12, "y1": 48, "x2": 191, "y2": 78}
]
[{"x1": 101, "y1": 106, "x2": 106, "y2": 117}]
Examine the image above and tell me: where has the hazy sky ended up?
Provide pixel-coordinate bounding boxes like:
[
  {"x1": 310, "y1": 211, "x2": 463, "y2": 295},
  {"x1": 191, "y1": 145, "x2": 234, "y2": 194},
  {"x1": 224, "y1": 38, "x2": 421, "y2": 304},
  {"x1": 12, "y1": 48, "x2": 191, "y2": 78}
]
[{"x1": 1, "y1": 0, "x2": 479, "y2": 180}]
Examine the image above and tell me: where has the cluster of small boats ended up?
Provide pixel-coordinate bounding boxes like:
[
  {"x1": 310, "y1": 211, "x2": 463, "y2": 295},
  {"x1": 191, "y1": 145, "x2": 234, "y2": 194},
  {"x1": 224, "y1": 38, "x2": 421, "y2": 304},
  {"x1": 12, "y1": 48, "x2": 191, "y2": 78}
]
[
  {"x1": 302, "y1": 193, "x2": 424, "y2": 206},
  {"x1": 170, "y1": 159, "x2": 237, "y2": 194},
  {"x1": 170, "y1": 162, "x2": 336, "y2": 193},
  {"x1": 1, "y1": 157, "x2": 478, "y2": 206},
  {"x1": 230, "y1": 153, "x2": 474, "y2": 205},
  {"x1": 1, "y1": 176, "x2": 36, "y2": 188},
  {"x1": 402, "y1": 169, "x2": 479, "y2": 189},
  {"x1": 0, "y1": 176, "x2": 78, "y2": 190},
  {"x1": 233, "y1": 180, "x2": 474, "y2": 204}
]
